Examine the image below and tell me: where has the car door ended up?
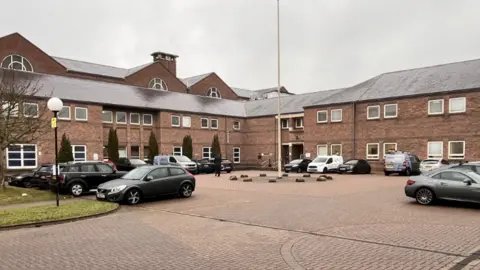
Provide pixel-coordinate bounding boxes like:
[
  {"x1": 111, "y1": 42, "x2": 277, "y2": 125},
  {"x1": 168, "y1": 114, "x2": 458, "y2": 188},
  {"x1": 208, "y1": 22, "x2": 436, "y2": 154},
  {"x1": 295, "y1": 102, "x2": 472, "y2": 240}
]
[
  {"x1": 95, "y1": 163, "x2": 118, "y2": 183},
  {"x1": 78, "y1": 164, "x2": 99, "y2": 190},
  {"x1": 325, "y1": 158, "x2": 334, "y2": 170},
  {"x1": 410, "y1": 155, "x2": 421, "y2": 173},
  {"x1": 433, "y1": 171, "x2": 475, "y2": 200},
  {"x1": 142, "y1": 167, "x2": 171, "y2": 198},
  {"x1": 168, "y1": 167, "x2": 189, "y2": 192},
  {"x1": 356, "y1": 160, "x2": 367, "y2": 173}
]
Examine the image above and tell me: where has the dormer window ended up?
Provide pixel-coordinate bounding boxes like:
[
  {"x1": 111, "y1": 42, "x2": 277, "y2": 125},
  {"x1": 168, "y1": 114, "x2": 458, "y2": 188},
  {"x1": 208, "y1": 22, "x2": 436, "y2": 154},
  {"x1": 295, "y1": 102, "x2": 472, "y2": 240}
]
[
  {"x1": 207, "y1": 87, "x2": 221, "y2": 99},
  {"x1": 1, "y1": 54, "x2": 33, "y2": 72},
  {"x1": 148, "y1": 78, "x2": 168, "y2": 91}
]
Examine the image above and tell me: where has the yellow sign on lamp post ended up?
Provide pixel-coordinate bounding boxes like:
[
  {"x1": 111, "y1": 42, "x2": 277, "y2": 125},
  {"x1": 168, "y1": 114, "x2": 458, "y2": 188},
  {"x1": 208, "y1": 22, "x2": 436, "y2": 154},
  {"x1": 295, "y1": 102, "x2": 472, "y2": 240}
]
[{"x1": 51, "y1": 117, "x2": 57, "y2": 128}]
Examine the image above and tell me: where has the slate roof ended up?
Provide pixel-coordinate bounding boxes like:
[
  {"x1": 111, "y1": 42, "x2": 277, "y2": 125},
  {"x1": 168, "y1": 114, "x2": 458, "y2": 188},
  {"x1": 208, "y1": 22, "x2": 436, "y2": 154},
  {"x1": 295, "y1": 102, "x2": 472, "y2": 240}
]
[
  {"x1": 231, "y1": 87, "x2": 254, "y2": 98},
  {"x1": 231, "y1": 86, "x2": 293, "y2": 99},
  {"x1": 5, "y1": 70, "x2": 246, "y2": 117},
  {"x1": 53, "y1": 57, "x2": 153, "y2": 79},
  {"x1": 180, "y1": 73, "x2": 212, "y2": 87}
]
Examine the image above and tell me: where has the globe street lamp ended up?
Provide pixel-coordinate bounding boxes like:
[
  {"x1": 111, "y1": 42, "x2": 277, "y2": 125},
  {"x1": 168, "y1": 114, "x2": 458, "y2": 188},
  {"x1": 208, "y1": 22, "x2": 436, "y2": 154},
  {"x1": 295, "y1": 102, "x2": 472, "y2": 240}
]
[{"x1": 47, "y1": 97, "x2": 63, "y2": 207}]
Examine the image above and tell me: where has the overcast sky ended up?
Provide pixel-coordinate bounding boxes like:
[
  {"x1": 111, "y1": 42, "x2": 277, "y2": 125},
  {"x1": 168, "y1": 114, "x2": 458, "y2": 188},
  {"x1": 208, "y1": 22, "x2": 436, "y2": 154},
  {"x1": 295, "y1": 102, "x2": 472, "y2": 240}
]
[{"x1": 1, "y1": 0, "x2": 479, "y2": 94}]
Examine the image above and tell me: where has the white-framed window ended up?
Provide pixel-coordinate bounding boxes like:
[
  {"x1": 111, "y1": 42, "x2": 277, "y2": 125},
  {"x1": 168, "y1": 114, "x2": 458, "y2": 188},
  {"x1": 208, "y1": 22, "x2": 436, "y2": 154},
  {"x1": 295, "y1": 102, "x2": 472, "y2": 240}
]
[
  {"x1": 207, "y1": 87, "x2": 221, "y2": 98},
  {"x1": 317, "y1": 110, "x2": 328, "y2": 123},
  {"x1": 75, "y1": 107, "x2": 88, "y2": 121},
  {"x1": 233, "y1": 147, "x2": 240, "y2": 163},
  {"x1": 367, "y1": 105, "x2": 380, "y2": 119},
  {"x1": 201, "y1": 118, "x2": 209, "y2": 128},
  {"x1": 366, "y1": 143, "x2": 380, "y2": 159},
  {"x1": 23, "y1": 103, "x2": 38, "y2": 118},
  {"x1": 182, "y1": 116, "x2": 191, "y2": 128},
  {"x1": 202, "y1": 147, "x2": 212, "y2": 159},
  {"x1": 116, "y1": 112, "x2": 126, "y2": 124},
  {"x1": 143, "y1": 114, "x2": 153, "y2": 126},
  {"x1": 331, "y1": 109, "x2": 342, "y2": 122},
  {"x1": 383, "y1": 142, "x2": 397, "y2": 157},
  {"x1": 130, "y1": 146, "x2": 140, "y2": 159},
  {"x1": 6, "y1": 144, "x2": 37, "y2": 169},
  {"x1": 428, "y1": 99, "x2": 444, "y2": 115},
  {"x1": 58, "y1": 106, "x2": 71, "y2": 120},
  {"x1": 233, "y1": 121, "x2": 241, "y2": 130},
  {"x1": 1, "y1": 54, "x2": 33, "y2": 72},
  {"x1": 72, "y1": 145, "x2": 87, "y2": 162},
  {"x1": 331, "y1": 144, "x2": 342, "y2": 156},
  {"x1": 448, "y1": 141, "x2": 465, "y2": 159},
  {"x1": 317, "y1": 145, "x2": 328, "y2": 156},
  {"x1": 383, "y1": 104, "x2": 398, "y2": 118},
  {"x1": 427, "y1": 141, "x2": 443, "y2": 158},
  {"x1": 171, "y1": 115, "x2": 180, "y2": 127},
  {"x1": 130, "y1": 113, "x2": 140, "y2": 125},
  {"x1": 211, "y1": 119, "x2": 218, "y2": 129},
  {"x1": 449, "y1": 97, "x2": 466, "y2": 114},
  {"x1": 295, "y1": 117, "x2": 304, "y2": 128},
  {"x1": 148, "y1": 78, "x2": 168, "y2": 91},
  {"x1": 281, "y1": 119, "x2": 289, "y2": 129},
  {"x1": 119, "y1": 147, "x2": 127, "y2": 158},
  {"x1": 102, "y1": 110, "x2": 113, "y2": 123},
  {"x1": 1, "y1": 102, "x2": 19, "y2": 117},
  {"x1": 173, "y1": 146, "x2": 183, "y2": 156}
]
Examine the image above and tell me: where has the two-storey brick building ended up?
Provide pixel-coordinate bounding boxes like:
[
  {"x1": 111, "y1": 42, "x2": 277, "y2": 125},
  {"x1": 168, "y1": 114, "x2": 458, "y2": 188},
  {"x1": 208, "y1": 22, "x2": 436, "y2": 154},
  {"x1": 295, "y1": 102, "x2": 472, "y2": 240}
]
[{"x1": 1, "y1": 32, "x2": 480, "y2": 172}]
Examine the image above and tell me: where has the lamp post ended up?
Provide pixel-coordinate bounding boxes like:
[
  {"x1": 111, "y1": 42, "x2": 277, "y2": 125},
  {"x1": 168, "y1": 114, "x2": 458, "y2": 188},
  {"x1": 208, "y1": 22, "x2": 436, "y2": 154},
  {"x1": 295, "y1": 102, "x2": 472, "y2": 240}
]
[
  {"x1": 47, "y1": 97, "x2": 63, "y2": 207},
  {"x1": 276, "y1": 0, "x2": 282, "y2": 178}
]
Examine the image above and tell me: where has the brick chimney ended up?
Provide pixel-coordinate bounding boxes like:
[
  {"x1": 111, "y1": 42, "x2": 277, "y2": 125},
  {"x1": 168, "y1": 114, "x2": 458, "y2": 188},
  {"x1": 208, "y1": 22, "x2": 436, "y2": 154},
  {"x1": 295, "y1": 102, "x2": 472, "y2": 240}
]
[{"x1": 151, "y1": 51, "x2": 178, "y2": 76}]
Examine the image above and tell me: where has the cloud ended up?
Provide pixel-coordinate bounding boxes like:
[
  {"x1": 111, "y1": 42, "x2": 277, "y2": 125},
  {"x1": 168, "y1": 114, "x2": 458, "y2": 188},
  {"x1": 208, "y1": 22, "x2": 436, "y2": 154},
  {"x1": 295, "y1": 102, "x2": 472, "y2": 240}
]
[{"x1": 0, "y1": 0, "x2": 479, "y2": 93}]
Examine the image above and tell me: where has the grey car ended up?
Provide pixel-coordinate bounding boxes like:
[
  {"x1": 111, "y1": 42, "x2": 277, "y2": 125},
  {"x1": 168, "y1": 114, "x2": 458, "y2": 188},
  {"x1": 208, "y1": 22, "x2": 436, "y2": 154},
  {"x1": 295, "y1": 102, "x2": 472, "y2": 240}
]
[
  {"x1": 405, "y1": 167, "x2": 480, "y2": 205},
  {"x1": 96, "y1": 165, "x2": 196, "y2": 205}
]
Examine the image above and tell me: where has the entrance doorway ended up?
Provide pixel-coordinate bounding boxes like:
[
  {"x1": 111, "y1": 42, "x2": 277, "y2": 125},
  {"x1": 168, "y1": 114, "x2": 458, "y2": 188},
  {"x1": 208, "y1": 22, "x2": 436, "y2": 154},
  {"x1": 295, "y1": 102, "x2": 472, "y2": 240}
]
[
  {"x1": 291, "y1": 144, "x2": 304, "y2": 160},
  {"x1": 282, "y1": 145, "x2": 289, "y2": 165}
]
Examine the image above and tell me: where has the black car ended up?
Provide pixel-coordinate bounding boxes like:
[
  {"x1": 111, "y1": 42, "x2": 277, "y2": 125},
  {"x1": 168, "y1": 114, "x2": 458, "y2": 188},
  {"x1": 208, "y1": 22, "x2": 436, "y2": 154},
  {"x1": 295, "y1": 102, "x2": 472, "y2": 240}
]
[
  {"x1": 220, "y1": 159, "x2": 233, "y2": 173},
  {"x1": 8, "y1": 163, "x2": 66, "y2": 188},
  {"x1": 114, "y1": 158, "x2": 148, "y2": 171},
  {"x1": 96, "y1": 165, "x2": 196, "y2": 205},
  {"x1": 284, "y1": 159, "x2": 312, "y2": 173},
  {"x1": 192, "y1": 158, "x2": 214, "y2": 174},
  {"x1": 53, "y1": 161, "x2": 127, "y2": 196},
  {"x1": 337, "y1": 159, "x2": 371, "y2": 174}
]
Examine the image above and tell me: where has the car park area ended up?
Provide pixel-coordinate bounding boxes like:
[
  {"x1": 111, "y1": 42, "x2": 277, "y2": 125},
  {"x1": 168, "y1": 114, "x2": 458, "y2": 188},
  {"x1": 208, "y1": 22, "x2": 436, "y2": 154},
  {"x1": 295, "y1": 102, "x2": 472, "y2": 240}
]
[{"x1": 1, "y1": 171, "x2": 480, "y2": 269}]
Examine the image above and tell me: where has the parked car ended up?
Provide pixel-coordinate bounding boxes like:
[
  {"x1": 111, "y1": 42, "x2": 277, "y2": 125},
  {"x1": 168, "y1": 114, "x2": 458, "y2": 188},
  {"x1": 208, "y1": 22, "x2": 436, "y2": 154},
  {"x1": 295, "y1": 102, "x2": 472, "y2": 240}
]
[
  {"x1": 220, "y1": 159, "x2": 233, "y2": 173},
  {"x1": 384, "y1": 152, "x2": 421, "y2": 176},
  {"x1": 8, "y1": 163, "x2": 66, "y2": 188},
  {"x1": 307, "y1": 155, "x2": 344, "y2": 173},
  {"x1": 52, "y1": 161, "x2": 127, "y2": 196},
  {"x1": 191, "y1": 158, "x2": 214, "y2": 174},
  {"x1": 96, "y1": 165, "x2": 196, "y2": 205},
  {"x1": 284, "y1": 159, "x2": 312, "y2": 173},
  {"x1": 114, "y1": 158, "x2": 147, "y2": 171},
  {"x1": 153, "y1": 155, "x2": 197, "y2": 174},
  {"x1": 338, "y1": 159, "x2": 371, "y2": 174},
  {"x1": 419, "y1": 158, "x2": 450, "y2": 173},
  {"x1": 405, "y1": 167, "x2": 480, "y2": 205}
]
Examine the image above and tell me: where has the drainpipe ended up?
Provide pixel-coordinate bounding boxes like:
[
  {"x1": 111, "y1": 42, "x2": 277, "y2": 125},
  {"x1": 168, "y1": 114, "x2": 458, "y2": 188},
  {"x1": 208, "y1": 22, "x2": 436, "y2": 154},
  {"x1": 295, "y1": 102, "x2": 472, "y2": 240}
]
[{"x1": 352, "y1": 102, "x2": 357, "y2": 158}]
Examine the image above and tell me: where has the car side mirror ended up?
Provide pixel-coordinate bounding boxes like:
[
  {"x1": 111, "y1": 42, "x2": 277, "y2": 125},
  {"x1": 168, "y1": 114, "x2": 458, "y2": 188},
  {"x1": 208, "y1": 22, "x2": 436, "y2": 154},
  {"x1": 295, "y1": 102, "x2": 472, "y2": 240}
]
[
  {"x1": 463, "y1": 179, "x2": 472, "y2": 185},
  {"x1": 145, "y1": 175, "x2": 154, "y2": 181}
]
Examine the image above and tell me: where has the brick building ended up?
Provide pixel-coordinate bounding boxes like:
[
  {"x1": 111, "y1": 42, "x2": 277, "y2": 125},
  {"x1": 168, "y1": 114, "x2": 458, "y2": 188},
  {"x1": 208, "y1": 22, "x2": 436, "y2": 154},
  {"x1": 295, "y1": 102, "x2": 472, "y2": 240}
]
[{"x1": 1, "y1": 32, "x2": 479, "y2": 171}]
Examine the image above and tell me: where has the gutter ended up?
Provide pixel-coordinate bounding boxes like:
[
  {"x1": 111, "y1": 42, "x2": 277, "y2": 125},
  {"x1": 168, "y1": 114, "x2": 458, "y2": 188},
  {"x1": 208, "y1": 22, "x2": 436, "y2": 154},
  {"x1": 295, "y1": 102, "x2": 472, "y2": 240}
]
[{"x1": 352, "y1": 101, "x2": 357, "y2": 158}]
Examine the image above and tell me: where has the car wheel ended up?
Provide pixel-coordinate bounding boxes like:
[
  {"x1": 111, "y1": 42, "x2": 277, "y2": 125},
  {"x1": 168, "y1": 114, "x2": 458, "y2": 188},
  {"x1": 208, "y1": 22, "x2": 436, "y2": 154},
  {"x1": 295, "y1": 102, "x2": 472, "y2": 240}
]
[
  {"x1": 322, "y1": 167, "x2": 328, "y2": 173},
  {"x1": 415, "y1": 188, "x2": 435, "y2": 205},
  {"x1": 226, "y1": 170, "x2": 231, "y2": 173},
  {"x1": 180, "y1": 183, "x2": 194, "y2": 198},
  {"x1": 22, "y1": 178, "x2": 32, "y2": 188},
  {"x1": 69, "y1": 182, "x2": 85, "y2": 197},
  {"x1": 384, "y1": 171, "x2": 390, "y2": 176},
  {"x1": 125, "y1": 189, "x2": 142, "y2": 205},
  {"x1": 366, "y1": 168, "x2": 371, "y2": 174}
]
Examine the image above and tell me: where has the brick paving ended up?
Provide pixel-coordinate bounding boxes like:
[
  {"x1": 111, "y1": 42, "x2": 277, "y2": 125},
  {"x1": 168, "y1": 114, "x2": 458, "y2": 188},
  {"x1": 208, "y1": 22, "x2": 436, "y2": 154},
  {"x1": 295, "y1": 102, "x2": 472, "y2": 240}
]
[{"x1": 0, "y1": 171, "x2": 479, "y2": 269}]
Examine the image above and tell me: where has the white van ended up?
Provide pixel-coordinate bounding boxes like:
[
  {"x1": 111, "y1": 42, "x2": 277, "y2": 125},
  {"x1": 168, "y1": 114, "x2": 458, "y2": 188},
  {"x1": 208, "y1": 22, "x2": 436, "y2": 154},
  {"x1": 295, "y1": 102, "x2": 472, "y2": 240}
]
[{"x1": 307, "y1": 155, "x2": 344, "y2": 173}]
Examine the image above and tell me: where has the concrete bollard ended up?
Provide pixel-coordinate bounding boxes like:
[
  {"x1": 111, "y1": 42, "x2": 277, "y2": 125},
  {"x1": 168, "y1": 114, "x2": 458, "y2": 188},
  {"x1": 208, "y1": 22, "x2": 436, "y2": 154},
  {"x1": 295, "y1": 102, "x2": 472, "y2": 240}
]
[
  {"x1": 295, "y1": 178, "x2": 305, "y2": 182},
  {"x1": 229, "y1": 176, "x2": 238, "y2": 181},
  {"x1": 243, "y1": 178, "x2": 253, "y2": 182}
]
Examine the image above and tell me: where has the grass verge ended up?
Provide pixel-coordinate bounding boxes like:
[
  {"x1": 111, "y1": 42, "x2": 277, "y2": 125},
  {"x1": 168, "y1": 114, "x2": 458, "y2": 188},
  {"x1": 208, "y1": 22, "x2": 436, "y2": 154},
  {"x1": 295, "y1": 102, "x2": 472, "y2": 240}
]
[
  {"x1": 0, "y1": 186, "x2": 71, "y2": 206},
  {"x1": 0, "y1": 200, "x2": 118, "y2": 227}
]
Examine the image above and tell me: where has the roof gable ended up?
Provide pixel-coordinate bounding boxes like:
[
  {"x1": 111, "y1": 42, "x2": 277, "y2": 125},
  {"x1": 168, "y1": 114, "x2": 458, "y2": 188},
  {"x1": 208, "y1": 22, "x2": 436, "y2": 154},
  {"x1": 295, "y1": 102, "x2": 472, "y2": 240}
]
[{"x1": 180, "y1": 72, "x2": 213, "y2": 87}]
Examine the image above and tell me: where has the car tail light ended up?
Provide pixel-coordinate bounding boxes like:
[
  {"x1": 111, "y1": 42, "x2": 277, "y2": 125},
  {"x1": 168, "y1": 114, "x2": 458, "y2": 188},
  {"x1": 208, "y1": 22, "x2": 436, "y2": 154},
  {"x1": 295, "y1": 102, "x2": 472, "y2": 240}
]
[
  {"x1": 403, "y1": 161, "x2": 407, "y2": 167},
  {"x1": 58, "y1": 174, "x2": 65, "y2": 183},
  {"x1": 406, "y1": 179, "x2": 415, "y2": 185}
]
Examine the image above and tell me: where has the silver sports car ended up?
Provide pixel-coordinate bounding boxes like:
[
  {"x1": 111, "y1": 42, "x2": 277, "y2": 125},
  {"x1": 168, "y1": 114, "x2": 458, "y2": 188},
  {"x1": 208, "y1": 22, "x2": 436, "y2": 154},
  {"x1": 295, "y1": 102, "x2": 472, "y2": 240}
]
[{"x1": 405, "y1": 167, "x2": 480, "y2": 205}]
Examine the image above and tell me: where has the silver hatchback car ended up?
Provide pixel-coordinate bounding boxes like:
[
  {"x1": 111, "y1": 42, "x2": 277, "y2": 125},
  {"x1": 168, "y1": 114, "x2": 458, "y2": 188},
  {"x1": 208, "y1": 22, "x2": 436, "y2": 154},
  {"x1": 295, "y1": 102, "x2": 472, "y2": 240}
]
[{"x1": 405, "y1": 167, "x2": 480, "y2": 205}]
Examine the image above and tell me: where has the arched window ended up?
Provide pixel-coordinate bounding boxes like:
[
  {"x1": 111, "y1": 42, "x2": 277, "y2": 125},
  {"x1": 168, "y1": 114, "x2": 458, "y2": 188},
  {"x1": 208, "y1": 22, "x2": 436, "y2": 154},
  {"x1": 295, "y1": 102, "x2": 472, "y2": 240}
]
[
  {"x1": 148, "y1": 78, "x2": 168, "y2": 91},
  {"x1": 207, "y1": 87, "x2": 221, "y2": 98},
  {"x1": 1, "y1": 54, "x2": 34, "y2": 72}
]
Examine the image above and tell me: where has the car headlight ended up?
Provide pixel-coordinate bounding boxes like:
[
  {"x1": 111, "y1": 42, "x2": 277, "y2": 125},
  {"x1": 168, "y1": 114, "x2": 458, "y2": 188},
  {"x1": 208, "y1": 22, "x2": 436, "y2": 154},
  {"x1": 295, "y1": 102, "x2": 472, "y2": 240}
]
[
  {"x1": 292, "y1": 165, "x2": 298, "y2": 167},
  {"x1": 15, "y1": 176, "x2": 22, "y2": 179},
  {"x1": 109, "y1": 185, "x2": 127, "y2": 194}
]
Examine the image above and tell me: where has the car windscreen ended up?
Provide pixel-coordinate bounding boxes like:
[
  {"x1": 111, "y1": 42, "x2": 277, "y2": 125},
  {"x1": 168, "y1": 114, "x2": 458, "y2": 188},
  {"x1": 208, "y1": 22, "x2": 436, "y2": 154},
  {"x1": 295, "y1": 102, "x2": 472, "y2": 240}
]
[
  {"x1": 130, "y1": 159, "x2": 147, "y2": 165},
  {"x1": 38, "y1": 166, "x2": 52, "y2": 172},
  {"x1": 421, "y1": 159, "x2": 440, "y2": 164},
  {"x1": 344, "y1": 160, "x2": 358, "y2": 165},
  {"x1": 385, "y1": 155, "x2": 404, "y2": 162},
  {"x1": 290, "y1": 159, "x2": 302, "y2": 164},
  {"x1": 313, "y1": 157, "x2": 327, "y2": 163},
  {"x1": 175, "y1": 156, "x2": 192, "y2": 162},
  {"x1": 121, "y1": 167, "x2": 152, "y2": 180}
]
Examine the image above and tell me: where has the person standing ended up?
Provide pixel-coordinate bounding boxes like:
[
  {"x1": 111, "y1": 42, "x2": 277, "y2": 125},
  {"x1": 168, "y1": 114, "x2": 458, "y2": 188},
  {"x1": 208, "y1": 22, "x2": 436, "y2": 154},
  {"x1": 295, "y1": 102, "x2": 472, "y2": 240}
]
[{"x1": 214, "y1": 154, "x2": 222, "y2": 177}]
